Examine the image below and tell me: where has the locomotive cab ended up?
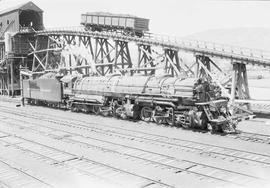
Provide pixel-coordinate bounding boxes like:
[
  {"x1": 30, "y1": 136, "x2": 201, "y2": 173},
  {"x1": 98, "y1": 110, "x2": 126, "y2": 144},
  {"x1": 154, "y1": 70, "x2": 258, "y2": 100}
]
[{"x1": 61, "y1": 75, "x2": 81, "y2": 96}]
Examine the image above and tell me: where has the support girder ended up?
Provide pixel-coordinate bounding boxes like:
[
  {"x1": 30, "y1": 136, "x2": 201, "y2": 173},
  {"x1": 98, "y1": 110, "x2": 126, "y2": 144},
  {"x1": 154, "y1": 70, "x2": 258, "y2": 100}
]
[
  {"x1": 231, "y1": 62, "x2": 251, "y2": 110},
  {"x1": 137, "y1": 44, "x2": 154, "y2": 75},
  {"x1": 94, "y1": 38, "x2": 113, "y2": 75},
  {"x1": 195, "y1": 55, "x2": 230, "y2": 85},
  {"x1": 114, "y1": 40, "x2": 132, "y2": 74},
  {"x1": 164, "y1": 49, "x2": 181, "y2": 76}
]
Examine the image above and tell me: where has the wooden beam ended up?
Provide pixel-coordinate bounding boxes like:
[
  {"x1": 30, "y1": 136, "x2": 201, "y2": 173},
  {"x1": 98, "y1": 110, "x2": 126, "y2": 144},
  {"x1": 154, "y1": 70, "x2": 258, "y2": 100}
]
[
  {"x1": 197, "y1": 59, "x2": 231, "y2": 99},
  {"x1": 165, "y1": 54, "x2": 181, "y2": 76},
  {"x1": 231, "y1": 63, "x2": 237, "y2": 102},
  {"x1": 10, "y1": 60, "x2": 14, "y2": 97},
  {"x1": 28, "y1": 47, "x2": 62, "y2": 55}
]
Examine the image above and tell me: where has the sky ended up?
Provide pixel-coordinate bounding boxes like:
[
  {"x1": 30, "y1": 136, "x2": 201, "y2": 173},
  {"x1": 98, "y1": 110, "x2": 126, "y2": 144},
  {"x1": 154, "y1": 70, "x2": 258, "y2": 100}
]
[{"x1": 1, "y1": 0, "x2": 270, "y2": 37}]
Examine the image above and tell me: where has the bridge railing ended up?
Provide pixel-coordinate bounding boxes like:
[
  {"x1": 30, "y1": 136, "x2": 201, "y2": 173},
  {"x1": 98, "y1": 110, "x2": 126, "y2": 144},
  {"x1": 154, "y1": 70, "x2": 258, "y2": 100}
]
[
  {"x1": 151, "y1": 33, "x2": 270, "y2": 61},
  {"x1": 40, "y1": 26, "x2": 85, "y2": 32}
]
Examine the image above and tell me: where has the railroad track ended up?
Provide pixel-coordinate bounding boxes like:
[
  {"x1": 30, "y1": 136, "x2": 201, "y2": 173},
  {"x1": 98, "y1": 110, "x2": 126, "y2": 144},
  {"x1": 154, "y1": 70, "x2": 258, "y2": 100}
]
[
  {"x1": 2, "y1": 101, "x2": 270, "y2": 145},
  {"x1": 0, "y1": 138, "x2": 138, "y2": 188},
  {"x1": 2, "y1": 106, "x2": 270, "y2": 164},
  {"x1": 0, "y1": 123, "x2": 173, "y2": 188},
  {"x1": 0, "y1": 113, "x2": 260, "y2": 187},
  {"x1": 1, "y1": 105, "x2": 270, "y2": 167},
  {"x1": 2, "y1": 99, "x2": 270, "y2": 145},
  {"x1": 0, "y1": 105, "x2": 269, "y2": 187},
  {"x1": 0, "y1": 153, "x2": 53, "y2": 188},
  {"x1": 227, "y1": 131, "x2": 270, "y2": 144},
  {"x1": 0, "y1": 117, "x2": 240, "y2": 188}
]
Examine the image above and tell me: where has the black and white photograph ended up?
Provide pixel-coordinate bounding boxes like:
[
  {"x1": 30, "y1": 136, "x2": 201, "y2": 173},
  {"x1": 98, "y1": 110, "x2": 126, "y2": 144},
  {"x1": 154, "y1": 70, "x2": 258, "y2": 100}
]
[{"x1": 0, "y1": 0, "x2": 270, "y2": 187}]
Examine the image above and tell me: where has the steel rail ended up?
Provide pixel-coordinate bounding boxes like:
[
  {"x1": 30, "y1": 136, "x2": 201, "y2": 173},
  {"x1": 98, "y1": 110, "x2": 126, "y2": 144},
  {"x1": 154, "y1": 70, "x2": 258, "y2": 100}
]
[
  {"x1": 230, "y1": 131, "x2": 270, "y2": 144},
  {"x1": 0, "y1": 123, "x2": 174, "y2": 188},
  {"x1": 0, "y1": 106, "x2": 177, "y2": 187},
  {"x1": 0, "y1": 179, "x2": 12, "y2": 188},
  {"x1": 0, "y1": 105, "x2": 270, "y2": 166},
  {"x1": 0, "y1": 133, "x2": 140, "y2": 188},
  {"x1": 0, "y1": 155, "x2": 53, "y2": 188},
  {"x1": 0, "y1": 113, "x2": 251, "y2": 187}
]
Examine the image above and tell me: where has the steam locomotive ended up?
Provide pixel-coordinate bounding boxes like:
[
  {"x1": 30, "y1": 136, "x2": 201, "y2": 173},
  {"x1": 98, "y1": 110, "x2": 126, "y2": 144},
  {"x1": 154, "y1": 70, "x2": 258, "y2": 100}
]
[{"x1": 22, "y1": 74, "x2": 237, "y2": 133}]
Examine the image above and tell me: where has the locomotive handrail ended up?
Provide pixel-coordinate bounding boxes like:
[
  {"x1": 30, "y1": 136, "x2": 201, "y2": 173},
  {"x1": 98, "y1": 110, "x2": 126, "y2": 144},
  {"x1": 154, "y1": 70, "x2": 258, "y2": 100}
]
[{"x1": 35, "y1": 27, "x2": 270, "y2": 67}]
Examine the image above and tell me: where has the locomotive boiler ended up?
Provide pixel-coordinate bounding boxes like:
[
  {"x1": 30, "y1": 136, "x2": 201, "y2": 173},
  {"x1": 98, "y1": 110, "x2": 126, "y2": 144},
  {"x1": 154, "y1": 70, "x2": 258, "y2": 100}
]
[{"x1": 22, "y1": 73, "x2": 237, "y2": 133}]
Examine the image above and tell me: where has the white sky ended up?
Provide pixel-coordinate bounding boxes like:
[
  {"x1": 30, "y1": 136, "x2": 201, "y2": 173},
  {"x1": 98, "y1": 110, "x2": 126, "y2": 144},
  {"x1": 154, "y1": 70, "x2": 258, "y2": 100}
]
[{"x1": 1, "y1": 0, "x2": 270, "y2": 37}]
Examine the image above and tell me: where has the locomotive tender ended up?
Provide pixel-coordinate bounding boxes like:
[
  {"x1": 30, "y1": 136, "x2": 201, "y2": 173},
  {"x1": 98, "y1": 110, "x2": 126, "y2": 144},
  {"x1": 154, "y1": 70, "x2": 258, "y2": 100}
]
[
  {"x1": 81, "y1": 12, "x2": 149, "y2": 37},
  {"x1": 22, "y1": 74, "x2": 237, "y2": 133}
]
